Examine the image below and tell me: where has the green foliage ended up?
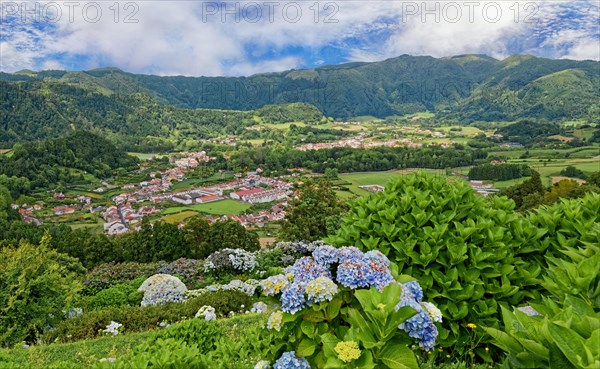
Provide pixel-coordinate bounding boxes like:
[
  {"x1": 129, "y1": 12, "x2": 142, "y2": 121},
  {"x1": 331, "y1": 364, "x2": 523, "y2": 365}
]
[
  {"x1": 45, "y1": 290, "x2": 254, "y2": 343},
  {"x1": 521, "y1": 193, "x2": 600, "y2": 267},
  {"x1": 207, "y1": 219, "x2": 260, "y2": 253},
  {"x1": 330, "y1": 173, "x2": 538, "y2": 357},
  {"x1": 93, "y1": 338, "x2": 209, "y2": 369},
  {"x1": 88, "y1": 284, "x2": 142, "y2": 310},
  {"x1": 468, "y1": 164, "x2": 531, "y2": 181},
  {"x1": 499, "y1": 171, "x2": 545, "y2": 210},
  {"x1": 3, "y1": 55, "x2": 598, "y2": 123},
  {"x1": 0, "y1": 233, "x2": 83, "y2": 347},
  {"x1": 149, "y1": 318, "x2": 225, "y2": 352},
  {"x1": 483, "y1": 242, "x2": 599, "y2": 369},
  {"x1": 279, "y1": 179, "x2": 349, "y2": 241},
  {"x1": 496, "y1": 120, "x2": 561, "y2": 145},
  {"x1": 560, "y1": 165, "x2": 587, "y2": 179},
  {"x1": 0, "y1": 131, "x2": 137, "y2": 191},
  {"x1": 255, "y1": 103, "x2": 325, "y2": 124},
  {"x1": 263, "y1": 284, "x2": 421, "y2": 369}
]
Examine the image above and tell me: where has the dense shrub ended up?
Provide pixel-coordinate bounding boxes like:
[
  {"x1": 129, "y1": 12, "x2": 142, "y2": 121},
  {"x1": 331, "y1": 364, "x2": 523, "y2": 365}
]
[
  {"x1": 88, "y1": 283, "x2": 143, "y2": 309},
  {"x1": 44, "y1": 290, "x2": 254, "y2": 342},
  {"x1": 521, "y1": 193, "x2": 600, "y2": 265},
  {"x1": 330, "y1": 173, "x2": 539, "y2": 357},
  {"x1": 0, "y1": 234, "x2": 83, "y2": 347},
  {"x1": 484, "y1": 241, "x2": 600, "y2": 368},
  {"x1": 138, "y1": 274, "x2": 188, "y2": 307},
  {"x1": 83, "y1": 262, "x2": 159, "y2": 296}
]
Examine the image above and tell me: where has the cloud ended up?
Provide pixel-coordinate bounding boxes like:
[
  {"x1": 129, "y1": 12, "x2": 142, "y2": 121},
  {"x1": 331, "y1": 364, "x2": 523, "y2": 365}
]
[{"x1": 0, "y1": 0, "x2": 598, "y2": 75}]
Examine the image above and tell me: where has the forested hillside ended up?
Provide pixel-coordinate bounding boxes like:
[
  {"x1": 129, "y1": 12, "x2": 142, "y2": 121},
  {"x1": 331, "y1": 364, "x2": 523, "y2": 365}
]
[
  {"x1": 0, "y1": 81, "x2": 323, "y2": 147},
  {"x1": 2, "y1": 54, "x2": 598, "y2": 122}
]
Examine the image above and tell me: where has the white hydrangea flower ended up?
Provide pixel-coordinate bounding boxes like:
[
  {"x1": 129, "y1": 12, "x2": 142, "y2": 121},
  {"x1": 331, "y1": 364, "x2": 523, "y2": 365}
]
[
  {"x1": 195, "y1": 305, "x2": 217, "y2": 321},
  {"x1": 103, "y1": 321, "x2": 123, "y2": 336},
  {"x1": 420, "y1": 301, "x2": 443, "y2": 322},
  {"x1": 138, "y1": 274, "x2": 187, "y2": 307},
  {"x1": 251, "y1": 301, "x2": 268, "y2": 314}
]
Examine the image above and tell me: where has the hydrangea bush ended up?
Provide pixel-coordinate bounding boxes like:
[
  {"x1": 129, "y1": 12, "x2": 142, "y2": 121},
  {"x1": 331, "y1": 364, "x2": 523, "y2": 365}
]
[
  {"x1": 258, "y1": 244, "x2": 442, "y2": 369},
  {"x1": 204, "y1": 248, "x2": 257, "y2": 274},
  {"x1": 138, "y1": 274, "x2": 188, "y2": 306}
]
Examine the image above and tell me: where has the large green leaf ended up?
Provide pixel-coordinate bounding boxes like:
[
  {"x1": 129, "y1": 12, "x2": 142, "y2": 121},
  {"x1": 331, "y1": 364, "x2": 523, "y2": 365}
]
[{"x1": 379, "y1": 341, "x2": 418, "y2": 369}]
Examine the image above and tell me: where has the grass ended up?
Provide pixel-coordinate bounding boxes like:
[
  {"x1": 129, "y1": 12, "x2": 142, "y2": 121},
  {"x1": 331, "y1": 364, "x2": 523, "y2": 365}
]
[
  {"x1": 162, "y1": 199, "x2": 251, "y2": 216},
  {"x1": 162, "y1": 210, "x2": 199, "y2": 224},
  {"x1": 1, "y1": 331, "x2": 153, "y2": 368}
]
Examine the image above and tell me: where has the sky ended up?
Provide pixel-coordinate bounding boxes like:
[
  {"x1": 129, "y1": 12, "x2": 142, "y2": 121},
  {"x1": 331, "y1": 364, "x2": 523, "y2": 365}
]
[{"x1": 1, "y1": 0, "x2": 599, "y2": 76}]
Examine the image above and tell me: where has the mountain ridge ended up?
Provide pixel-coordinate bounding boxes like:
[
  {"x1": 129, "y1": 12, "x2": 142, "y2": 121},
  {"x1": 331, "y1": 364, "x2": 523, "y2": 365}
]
[{"x1": 1, "y1": 53, "x2": 598, "y2": 122}]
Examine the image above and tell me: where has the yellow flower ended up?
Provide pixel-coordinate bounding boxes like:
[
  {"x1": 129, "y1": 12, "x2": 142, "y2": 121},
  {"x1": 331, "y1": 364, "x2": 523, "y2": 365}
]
[
  {"x1": 485, "y1": 347, "x2": 489, "y2": 352},
  {"x1": 466, "y1": 323, "x2": 477, "y2": 329},
  {"x1": 335, "y1": 341, "x2": 361, "y2": 363},
  {"x1": 377, "y1": 303, "x2": 386, "y2": 310}
]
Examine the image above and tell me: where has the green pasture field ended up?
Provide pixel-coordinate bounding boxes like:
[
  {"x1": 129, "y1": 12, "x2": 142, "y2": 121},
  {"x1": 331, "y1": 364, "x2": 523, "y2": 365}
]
[
  {"x1": 162, "y1": 199, "x2": 251, "y2": 216},
  {"x1": 162, "y1": 210, "x2": 199, "y2": 224}
]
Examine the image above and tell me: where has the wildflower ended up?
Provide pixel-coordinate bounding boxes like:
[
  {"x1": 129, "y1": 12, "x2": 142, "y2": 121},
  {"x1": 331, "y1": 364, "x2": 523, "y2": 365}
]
[
  {"x1": 280, "y1": 282, "x2": 306, "y2": 314},
  {"x1": 305, "y1": 277, "x2": 338, "y2": 305},
  {"x1": 273, "y1": 351, "x2": 310, "y2": 369},
  {"x1": 254, "y1": 360, "x2": 270, "y2": 369},
  {"x1": 485, "y1": 347, "x2": 489, "y2": 352},
  {"x1": 267, "y1": 311, "x2": 284, "y2": 331},
  {"x1": 261, "y1": 274, "x2": 290, "y2": 296},
  {"x1": 466, "y1": 323, "x2": 477, "y2": 329},
  {"x1": 420, "y1": 302, "x2": 442, "y2": 323},
  {"x1": 334, "y1": 341, "x2": 361, "y2": 363}
]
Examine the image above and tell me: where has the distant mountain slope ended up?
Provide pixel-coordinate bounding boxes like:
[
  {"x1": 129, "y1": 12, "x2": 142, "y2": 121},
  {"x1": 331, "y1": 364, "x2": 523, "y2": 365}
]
[
  {"x1": 1, "y1": 54, "x2": 598, "y2": 126},
  {"x1": 0, "y1": 80, "x2": 323, "y2": 147}
]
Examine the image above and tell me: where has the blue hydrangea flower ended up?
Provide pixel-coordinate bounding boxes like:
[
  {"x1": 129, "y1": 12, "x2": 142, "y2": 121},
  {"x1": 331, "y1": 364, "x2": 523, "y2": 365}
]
[
  {"x1": 312, "y1": 245, "x2": 339, "y2": 267},
  {"x1": 337, "y1": 246, "x2": 363, "y2": 262},
  {"x1": 336, "y1": 257, "x2": 369, "y2": 289},
  {"x1": 273, "y1": 351, "x2": 311, "y2": 369},
  {"x1": 396, "y1": 283, "x2": 438, "y2": 351},
  {"x1": 336, "y1": 253, "x2": 394, "y2": 290},
  {"x1": 291, "y1": 257, "x2": 331, "y2": 286},
  {"x1": 363, "y1": 250, "x2": 391, "y2": 267},
  {"x1": 280, "y1": 282, "x2": 306, "y2": 314},
  {"x1": 403, "y1": 281, "x2": 424, "y2": 303}
]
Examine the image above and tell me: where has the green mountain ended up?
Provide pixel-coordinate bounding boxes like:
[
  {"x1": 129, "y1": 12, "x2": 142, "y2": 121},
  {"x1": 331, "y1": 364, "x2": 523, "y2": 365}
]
[{"x1": 1, "y1": 54, "x2": 598, "y2": 145}]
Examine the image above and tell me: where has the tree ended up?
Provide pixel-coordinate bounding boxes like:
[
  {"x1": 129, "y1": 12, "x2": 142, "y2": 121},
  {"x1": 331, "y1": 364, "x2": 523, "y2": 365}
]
[
  {"x1": 279, "y1": 179, "x2": 348, "y2": 241},
  {"x1": 0, "y1": 232, "x2": 83, "y2": 346},
  {"x1": 208, "y1": 219, "x2": 259, "y2": 253},
  {"x1": 500, "y1": 171, "x2": 544, "y2": 210},
  {"x1": 324, "y1": 168, "x2": 339, "y2": 179},
  {"x1": 183, "y1": 216, "x2": 211, "y2": 258},
  {"x1": 560, "y1": 165, "x2": 586, "y2": 179}
]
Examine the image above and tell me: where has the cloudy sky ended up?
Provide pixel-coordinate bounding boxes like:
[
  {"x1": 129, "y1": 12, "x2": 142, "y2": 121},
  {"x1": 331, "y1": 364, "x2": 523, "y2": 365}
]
[{"x1": 1, "y1": 0, "x2": 598, "y2": 76}]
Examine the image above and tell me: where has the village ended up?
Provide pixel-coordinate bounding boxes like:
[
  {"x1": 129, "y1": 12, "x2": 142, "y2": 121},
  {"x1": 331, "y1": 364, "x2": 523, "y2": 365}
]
[{"x1": 100, "y1": 152, "x2": 294, "y2": 235}]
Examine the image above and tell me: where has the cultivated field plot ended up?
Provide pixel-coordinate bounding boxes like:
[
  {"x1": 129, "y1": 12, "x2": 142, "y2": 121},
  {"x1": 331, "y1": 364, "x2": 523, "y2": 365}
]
[{"x1": 162, "y1": 199, "x2": 251, "y2": 216}]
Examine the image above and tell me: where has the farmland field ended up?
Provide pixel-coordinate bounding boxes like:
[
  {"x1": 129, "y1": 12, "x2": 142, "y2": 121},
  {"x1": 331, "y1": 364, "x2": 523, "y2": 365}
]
[
  {"x1": 162, "y1": 199, "x2": 251, "y2": 216},
  {"x1": 162, "y1": 210, "x2": 199, "y2": 224}
]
